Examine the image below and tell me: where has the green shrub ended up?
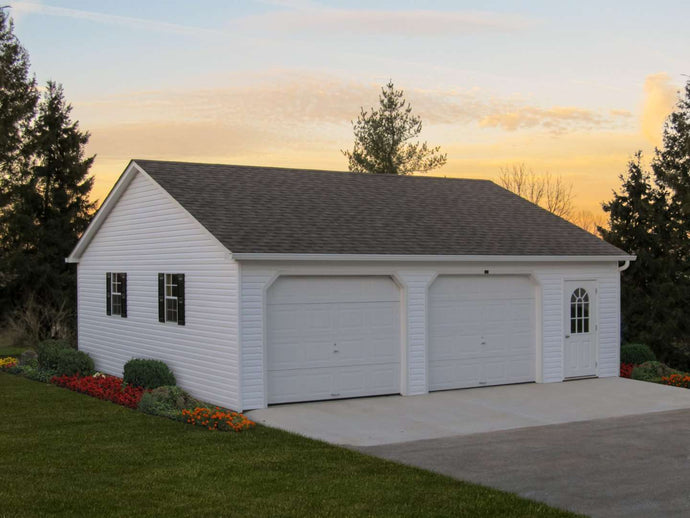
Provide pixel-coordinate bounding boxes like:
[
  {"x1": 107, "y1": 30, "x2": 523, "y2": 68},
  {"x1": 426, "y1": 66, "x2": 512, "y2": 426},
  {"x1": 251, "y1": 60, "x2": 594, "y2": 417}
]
[
  {"x1": 6, "y1": 364, "x2": 57, "y2": 382},
  {"x1": 620, "y1": 343, "x2": 656, "y2": 364},
  {"x1": 631, "y1": 361, "x2": 679, "y2": 382},
  {"x1": 55, "y1": 349, "x2": 94, "y2": 376},
  {"x1": 37, "y1": 339, "x2": 73, "y2": 370},
  {"x1": 23, "y1": 366, "x2": 59, "y2": 383},
  {"x1": 123, "y1": 359, "x2": 176, "y2": 389},
  {"x1": 137, "y1": 385, "x2": 199, "y2": 420}
]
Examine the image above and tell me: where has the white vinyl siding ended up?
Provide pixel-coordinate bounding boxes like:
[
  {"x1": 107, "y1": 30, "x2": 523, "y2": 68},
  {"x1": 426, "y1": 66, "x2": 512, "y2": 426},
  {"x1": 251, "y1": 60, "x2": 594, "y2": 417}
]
[
  {"x1": 239, "y1": 261, "x2": 622, "y2": 410},
  {"x1": 77, "y1": 171, "x2": 240, "y2": 410}
]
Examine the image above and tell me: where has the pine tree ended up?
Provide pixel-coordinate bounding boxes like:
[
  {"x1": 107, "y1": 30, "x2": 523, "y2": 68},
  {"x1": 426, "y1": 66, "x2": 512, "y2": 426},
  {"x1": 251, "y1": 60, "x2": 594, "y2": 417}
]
[
  {"x1": 0, "y1": 8, "x2": 39, "y2": 314},
  {"x1": 600, "y1": 153, "x2": 684, "y2": 356},
  {"x1": 2, "y1": 82, "x2": 95, "y2": 321},
  {"x1": 0, "y1": 9, "x2": 37, "y2": 171},
  {"x1": 342, "y1": 81, "x2": 447, "y2": 175},
  {"x1": 601, "y1": 79, "x2": 690, "y2": 367}
]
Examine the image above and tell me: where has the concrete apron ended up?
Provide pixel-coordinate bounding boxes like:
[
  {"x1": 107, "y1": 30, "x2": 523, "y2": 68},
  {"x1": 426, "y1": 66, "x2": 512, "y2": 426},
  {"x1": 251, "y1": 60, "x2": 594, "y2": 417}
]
[{"x1": 247, "y1": 378, "x2": 690, "y2": 447}]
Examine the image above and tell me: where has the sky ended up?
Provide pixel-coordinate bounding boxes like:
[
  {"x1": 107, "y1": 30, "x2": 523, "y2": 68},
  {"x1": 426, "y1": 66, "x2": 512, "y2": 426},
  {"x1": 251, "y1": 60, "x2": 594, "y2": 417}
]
[{"x1": 8, "y1": 0, "x2": 689, "y2": 215}]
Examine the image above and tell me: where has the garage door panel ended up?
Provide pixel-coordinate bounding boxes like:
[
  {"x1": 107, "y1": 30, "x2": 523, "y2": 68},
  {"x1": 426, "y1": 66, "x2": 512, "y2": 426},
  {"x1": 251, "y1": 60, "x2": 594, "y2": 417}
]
[
  {"x1": 267, "y1": 276, "x2": 401, "y2": 404},
  {"x1": 430, "y1": 359, "x2": 482, "y2": 389},
  {"x1": 430, "y1": 276, "x2": 536, "y2": 391}
]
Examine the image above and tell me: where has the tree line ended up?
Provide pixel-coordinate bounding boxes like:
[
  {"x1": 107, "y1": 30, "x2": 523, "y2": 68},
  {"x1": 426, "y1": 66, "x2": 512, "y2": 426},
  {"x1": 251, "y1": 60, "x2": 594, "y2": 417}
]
[{"x1": 0, "y1": 9, "x2": 94, "y2": 344}]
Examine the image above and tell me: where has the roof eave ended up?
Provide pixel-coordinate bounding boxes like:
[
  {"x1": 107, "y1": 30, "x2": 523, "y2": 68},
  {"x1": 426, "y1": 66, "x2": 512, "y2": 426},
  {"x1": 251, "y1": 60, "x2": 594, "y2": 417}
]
[{"x1": 230, "y1": 253, "x2": 636, "y2": 262}]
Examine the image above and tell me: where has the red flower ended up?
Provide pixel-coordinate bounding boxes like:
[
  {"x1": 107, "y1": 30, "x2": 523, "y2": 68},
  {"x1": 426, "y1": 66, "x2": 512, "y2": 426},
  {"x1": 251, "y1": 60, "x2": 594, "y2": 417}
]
[
  {"x1": 620, "y1": 363, "x2": 636, "y2": 378},
  {"x1": 51, "y1": 374, "x2": 146, "y2": 409}
]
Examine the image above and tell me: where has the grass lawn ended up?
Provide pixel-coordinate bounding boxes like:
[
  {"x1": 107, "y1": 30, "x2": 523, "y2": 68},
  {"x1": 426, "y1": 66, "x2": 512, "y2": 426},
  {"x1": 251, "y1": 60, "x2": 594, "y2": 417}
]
[
  {"x1": 0, "y1": 347, "x2": 27, "y2": 358},
  {"x1": 0, "y1": 374, "x2": 578, "y2": 517}
]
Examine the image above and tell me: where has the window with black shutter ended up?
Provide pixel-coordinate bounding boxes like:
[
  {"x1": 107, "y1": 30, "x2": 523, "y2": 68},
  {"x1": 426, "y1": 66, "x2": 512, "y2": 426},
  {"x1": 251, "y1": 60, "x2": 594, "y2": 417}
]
[
  {"x1": 107, "y1": 272, "x2": 127, "y2": 318},
  {"x1": 159, "y1": 273, "x2": 185, "y2": 326}
]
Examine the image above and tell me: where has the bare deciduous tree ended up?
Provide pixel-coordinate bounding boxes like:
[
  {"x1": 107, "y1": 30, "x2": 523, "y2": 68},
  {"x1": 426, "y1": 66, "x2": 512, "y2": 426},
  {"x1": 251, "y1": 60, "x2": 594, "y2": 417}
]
[
  {"x1": 498, "y1": 163, "x2": 574, "y2": 219},
  {"x1": 571, "y1": 209, "x2": 608, "y2": 237}
]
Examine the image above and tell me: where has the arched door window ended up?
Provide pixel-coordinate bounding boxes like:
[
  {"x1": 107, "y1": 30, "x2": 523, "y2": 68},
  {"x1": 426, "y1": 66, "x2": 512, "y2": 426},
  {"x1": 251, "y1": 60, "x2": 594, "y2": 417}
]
[{"x1": 570, "y1": 288, "x2": 590, "y2": 334}]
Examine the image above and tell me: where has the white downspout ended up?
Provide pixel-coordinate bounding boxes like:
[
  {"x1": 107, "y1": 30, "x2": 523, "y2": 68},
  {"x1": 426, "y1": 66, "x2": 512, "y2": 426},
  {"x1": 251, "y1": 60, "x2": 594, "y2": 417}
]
[{"x1": 617, "y1": 260, "x2": 631, "y2": 272}]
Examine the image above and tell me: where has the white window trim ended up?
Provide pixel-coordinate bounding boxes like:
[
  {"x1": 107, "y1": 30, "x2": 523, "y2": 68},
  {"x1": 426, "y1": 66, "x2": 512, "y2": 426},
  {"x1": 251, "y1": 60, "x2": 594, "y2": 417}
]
[
  {"x1": 165, "y1": 273, "x2": 178, "y2": 324},
  {"x1": 110, "y1": 272, "x2": 123, "y2": 317}
]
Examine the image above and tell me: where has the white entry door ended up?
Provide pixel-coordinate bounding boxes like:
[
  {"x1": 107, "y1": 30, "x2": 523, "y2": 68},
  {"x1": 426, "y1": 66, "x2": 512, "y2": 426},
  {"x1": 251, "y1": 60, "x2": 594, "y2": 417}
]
[
  {"x1": 563, "y1": 281, "x2": 597, "y2": 378},
  {"x1": 428, "y1": 276, "x2": 536, "y2": 391},
  {"x1": 266, "y1": 276, "x2": 401, "y2": 404}
]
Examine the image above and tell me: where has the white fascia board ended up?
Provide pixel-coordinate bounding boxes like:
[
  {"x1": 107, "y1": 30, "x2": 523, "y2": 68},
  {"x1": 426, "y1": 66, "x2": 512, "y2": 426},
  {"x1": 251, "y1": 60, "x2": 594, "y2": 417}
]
[
  {"x1": 230, "y1": 253, "x2": 636, "y2": 262},
  {"x1": 65, "y1": 160, "x2": 140, "y2": 263}
]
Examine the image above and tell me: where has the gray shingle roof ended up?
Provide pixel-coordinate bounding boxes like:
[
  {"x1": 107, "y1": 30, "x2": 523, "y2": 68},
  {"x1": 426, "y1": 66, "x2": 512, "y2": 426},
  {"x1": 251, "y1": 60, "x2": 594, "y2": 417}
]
[{"x1": 134, "y1": 159, "x2": 625, "y2": 257}]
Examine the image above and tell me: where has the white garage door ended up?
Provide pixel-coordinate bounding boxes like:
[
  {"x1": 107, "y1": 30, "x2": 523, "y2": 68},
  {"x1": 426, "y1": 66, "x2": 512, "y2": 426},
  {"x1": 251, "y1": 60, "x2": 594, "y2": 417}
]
[
  {"x1": 429, "y1": 276, "x2": 536, "y2": 391},
  {"x1": 267, "y1": 276, "x2": 401, "y2": 404}
]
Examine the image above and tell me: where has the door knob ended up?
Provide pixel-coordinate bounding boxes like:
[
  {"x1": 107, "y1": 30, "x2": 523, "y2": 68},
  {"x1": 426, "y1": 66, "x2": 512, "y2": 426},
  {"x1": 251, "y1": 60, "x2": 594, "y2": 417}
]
[{"x1": 565, "y1": 335, "x2": 570, "y2": 338}]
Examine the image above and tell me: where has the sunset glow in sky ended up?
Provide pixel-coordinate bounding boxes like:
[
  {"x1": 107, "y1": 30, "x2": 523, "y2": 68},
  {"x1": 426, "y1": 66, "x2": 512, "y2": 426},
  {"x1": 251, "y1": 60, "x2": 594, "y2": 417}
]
[{"x1": 10, "y1": 1, "x2": 689, "y2": 215}]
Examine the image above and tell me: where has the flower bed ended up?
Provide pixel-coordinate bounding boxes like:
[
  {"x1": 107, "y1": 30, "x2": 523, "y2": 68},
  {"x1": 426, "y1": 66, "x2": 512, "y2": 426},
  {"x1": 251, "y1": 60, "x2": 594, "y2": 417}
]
[
  {"x1": 620, "y1": 363, "x2": 636, "y2": 378},
  {"x1": 182, "y1": 406, "x2": 255, "y2": 432},
  {"x1": 51, "y1": 373, "x2": 146, "y2": 409},
  {"x1": 661, "y1": 373, "x2": 690, "y2": 388},
  {"x1": 0, "y1": 357, "x2": 18, "y2": 370}
]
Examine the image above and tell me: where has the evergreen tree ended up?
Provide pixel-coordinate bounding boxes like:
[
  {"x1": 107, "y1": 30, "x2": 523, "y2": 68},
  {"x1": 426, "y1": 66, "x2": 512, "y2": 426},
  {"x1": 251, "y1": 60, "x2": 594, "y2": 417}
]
[
  {"x1": 0, "y1": 8, "x2": 39, "y2": 313},
  {"x1": 600, "y1": 153, "x2": 684, "y2": 356},
  {"x1": 0, "y1": 9, "x2": 37, "y2": 171},
  {"x1": 342, "y1": 81, "x2": 447, "y2": 175},
  {"x1": 2, "y1": 81, "x2": 95, "y2": 324},
  {"x1": 602, "y1": 80, "x2": 690, "y2": 367}
]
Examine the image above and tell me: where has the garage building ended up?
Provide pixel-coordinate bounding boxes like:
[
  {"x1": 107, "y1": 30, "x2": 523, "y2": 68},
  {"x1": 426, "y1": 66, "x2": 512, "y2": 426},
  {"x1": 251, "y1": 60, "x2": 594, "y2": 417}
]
[{"x1": 67, "y1": 160, "x2": 633, "y2": 411}]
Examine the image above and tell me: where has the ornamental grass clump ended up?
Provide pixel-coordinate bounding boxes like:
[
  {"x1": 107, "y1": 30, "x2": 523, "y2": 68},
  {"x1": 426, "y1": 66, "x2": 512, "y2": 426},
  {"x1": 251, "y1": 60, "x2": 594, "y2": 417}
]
[
  {"x1": 138, "y1": 385, "x2": 201, "y2": 420},
  {"x1": 182, "y1": 406, "x2": 255, "y2": 432}
]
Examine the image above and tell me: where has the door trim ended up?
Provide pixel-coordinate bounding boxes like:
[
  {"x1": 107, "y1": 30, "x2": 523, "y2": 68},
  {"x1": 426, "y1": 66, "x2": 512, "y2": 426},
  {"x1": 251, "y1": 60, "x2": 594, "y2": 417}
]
[{"x1": 562, "y1": 279, "x2": 599, "y2": 380}]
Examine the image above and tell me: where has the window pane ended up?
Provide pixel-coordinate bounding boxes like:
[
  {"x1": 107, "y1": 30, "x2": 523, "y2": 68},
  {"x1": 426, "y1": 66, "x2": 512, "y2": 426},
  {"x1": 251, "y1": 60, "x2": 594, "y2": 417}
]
[
  {"x1": 577, "y1": 304, "x2": 582, "y2": 318},
  {"x1": 584, "y1": 319, "x2": 589, "y2": 333},
  {"x1": 166, "y1": 298, "x2": 177, "y2": 323},
  {"x1": 570, "y1": 303, "x2": 577, "y2": 320},
  {"x1": 571, "y1": 319, "x2": 576, "y2": 334},
  {"x1": 112, "y1": 294, "x2": 121, "y2": 316},
  {"x1": 577, "y1": 319, "x2": 582, "y2": 333},
  {"x1": 584, "y1": 304, "x2": 589, "y2": 318}
]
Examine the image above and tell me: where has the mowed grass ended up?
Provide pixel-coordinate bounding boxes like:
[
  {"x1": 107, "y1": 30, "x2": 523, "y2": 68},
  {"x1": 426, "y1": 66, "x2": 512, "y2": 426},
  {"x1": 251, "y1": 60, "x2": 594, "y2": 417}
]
[{"x1": 0, "y1": 374, "x2": 578, "y2": 518}]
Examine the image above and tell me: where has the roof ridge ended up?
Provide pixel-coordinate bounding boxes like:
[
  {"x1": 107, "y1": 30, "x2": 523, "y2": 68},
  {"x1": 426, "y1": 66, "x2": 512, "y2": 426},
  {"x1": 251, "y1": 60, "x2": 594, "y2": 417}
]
[{"x1": 133, "y1": 158, "x2": 493, "y2": 183}]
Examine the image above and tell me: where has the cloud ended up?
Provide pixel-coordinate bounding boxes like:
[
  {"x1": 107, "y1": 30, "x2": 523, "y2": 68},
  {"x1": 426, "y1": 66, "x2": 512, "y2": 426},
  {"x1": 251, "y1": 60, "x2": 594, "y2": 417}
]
[
  {"x1": 11, "y1": 1, "x2": 222, "y2": 37},
  {"x1": 234, "y1": 8, "x2": 536, "y2": 36},
  {"x1": 478, "y1": 106, "x2": 606, "y2": 132},
  {"x1": 641, "y1": 73, "x2": 678, "y2": 146},
  {"x1": 75, "y1": 73, "x2": 629, "y2": 138},
  {"x1": 610, "y1": 109, "x2": 633, "y2": 118}
]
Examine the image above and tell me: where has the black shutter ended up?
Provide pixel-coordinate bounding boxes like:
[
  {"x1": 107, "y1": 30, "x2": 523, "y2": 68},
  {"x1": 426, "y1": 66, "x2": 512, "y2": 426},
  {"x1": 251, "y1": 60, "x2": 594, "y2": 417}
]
[
  {"x1": 158, "y1": 273, "x2": 165, "y2": 323},
  {"x1": 176, "y1": 273, "x2": 185, "y2": 326},
  {"x1": 120, "y1": 273, "x2": 127, "y2": 318},
  {"x1": 106, "y1": 272, "x2": 111, "y2": 315}
]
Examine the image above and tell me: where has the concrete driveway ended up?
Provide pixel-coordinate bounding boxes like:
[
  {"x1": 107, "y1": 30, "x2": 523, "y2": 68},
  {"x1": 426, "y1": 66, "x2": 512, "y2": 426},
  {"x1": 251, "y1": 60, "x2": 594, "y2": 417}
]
[
  {"x1": 248, "y1": 379, "x2": 690, "y2": 517},
  {"x1": 247, "y1": 378, "x2": 690, "y2": 446}
]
